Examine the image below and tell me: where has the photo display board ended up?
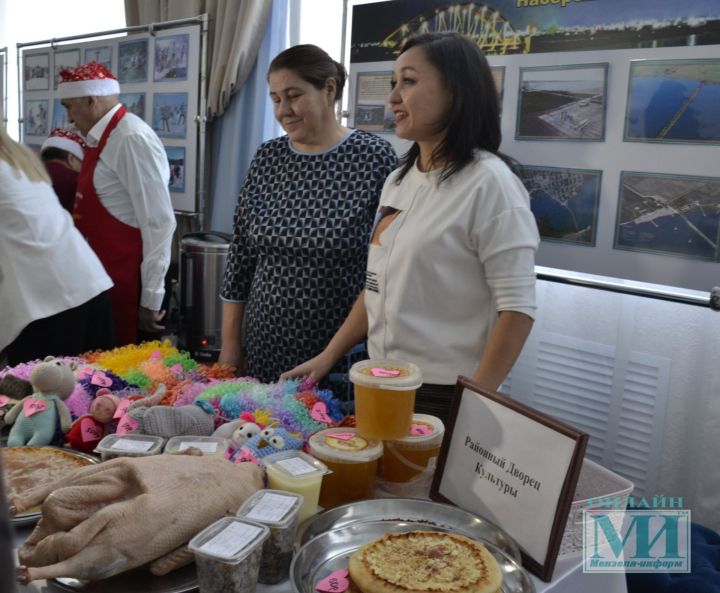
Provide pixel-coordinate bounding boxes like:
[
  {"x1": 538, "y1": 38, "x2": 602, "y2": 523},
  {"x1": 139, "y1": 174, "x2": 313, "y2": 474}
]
[
  {"x1": 0, "y1": 47, "x2": 7, "y2": 126},
  {"x1": 20, "y1": 24, "x2": 201, "y2": 212},
  {"x1": 348, "y1": 0, "x2": 720, "y2": 293}
]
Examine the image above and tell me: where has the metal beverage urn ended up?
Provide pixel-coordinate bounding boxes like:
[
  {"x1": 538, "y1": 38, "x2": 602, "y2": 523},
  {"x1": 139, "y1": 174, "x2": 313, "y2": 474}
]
[{"x1": 178, "y1": 231, "x2": 232, "y2": 360}]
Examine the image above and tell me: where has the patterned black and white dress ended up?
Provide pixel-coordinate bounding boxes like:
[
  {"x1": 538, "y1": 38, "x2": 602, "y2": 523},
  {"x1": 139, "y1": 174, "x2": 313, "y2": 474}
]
[{"x1": 221, "y1": 130, "x2": 398, "y2": 383}]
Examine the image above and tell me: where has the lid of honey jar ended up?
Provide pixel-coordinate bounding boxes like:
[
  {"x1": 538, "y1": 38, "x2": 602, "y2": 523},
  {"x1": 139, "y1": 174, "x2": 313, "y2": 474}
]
[
  {"x1": 308, "y1": 428, "x2": 383, "y2": 464},
  {"x1": 387, "y1": 414, "x2": 445, "y2": 450},
  {"x1": 349, "y1": 359, "x2": 422, "y2": 391}
]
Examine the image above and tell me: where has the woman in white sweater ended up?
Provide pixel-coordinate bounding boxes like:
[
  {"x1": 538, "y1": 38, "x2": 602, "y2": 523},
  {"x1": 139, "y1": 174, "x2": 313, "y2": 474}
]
[
  {"x1": 0, "y1": 125, "x2": 114, "y2": 364},
  {"x1": 283, "y1": 32, "x2": 539, "y2": 422}
]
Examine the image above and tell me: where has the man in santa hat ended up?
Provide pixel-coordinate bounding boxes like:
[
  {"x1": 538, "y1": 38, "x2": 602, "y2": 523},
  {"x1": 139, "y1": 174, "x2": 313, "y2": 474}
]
[
  {"x1": 40, "y1": 128, "x2": 87, "y2": 213},
  {"x1": 58, "y1": 61, "x2": 176, "y2": 346}
]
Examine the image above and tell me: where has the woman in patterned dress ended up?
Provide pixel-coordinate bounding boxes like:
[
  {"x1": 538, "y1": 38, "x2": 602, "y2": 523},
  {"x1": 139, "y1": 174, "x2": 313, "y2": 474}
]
[{"x1": 219, "y1": 44, "x2": 398, "y2": 383}]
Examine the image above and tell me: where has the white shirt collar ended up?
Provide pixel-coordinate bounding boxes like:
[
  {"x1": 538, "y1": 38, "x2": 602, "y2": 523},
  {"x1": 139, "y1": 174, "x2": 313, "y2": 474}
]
[{"x1": 85, "y1": 103, "x2": 123, "y2": 147}]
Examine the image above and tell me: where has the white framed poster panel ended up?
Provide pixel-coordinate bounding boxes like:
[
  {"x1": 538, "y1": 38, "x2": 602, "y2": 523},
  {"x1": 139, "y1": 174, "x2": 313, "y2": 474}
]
[
  {"x1": 347, "y1": 0, "x2": 720, "y2": 293},
  {"x1": 19, "y1": 22, "x2": 202, "y2": 212},
  {"x1": 430, "y1": 377, "x2": 588, "y2": 582}
]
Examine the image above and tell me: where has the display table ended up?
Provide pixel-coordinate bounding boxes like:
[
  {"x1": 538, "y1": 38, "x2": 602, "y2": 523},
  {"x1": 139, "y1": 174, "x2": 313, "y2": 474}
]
[{"x1": 13, "y1": 524, "x2": 627, "y2": 593}]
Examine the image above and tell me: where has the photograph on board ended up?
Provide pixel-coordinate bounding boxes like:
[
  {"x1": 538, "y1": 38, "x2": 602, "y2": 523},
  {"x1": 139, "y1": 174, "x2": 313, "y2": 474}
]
[
  {"x1": 614, "y1": 171, "x2": 720, "y2": 261},
  {"x1": 516, "y1": 63, "x2": 608, "y2": 141},
  {"x1": 118, "y1": 38, "x2": 148, "y2": 83},
  {"x1": 154, "y1": 34, "x2": 189, "y2": 81}
]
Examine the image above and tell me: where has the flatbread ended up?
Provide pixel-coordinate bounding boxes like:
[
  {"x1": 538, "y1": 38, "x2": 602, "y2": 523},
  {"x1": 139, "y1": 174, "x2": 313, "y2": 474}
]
[
  {"x1": 348, "y1": 531, "x2": 502, "y2": 593},
  {"x1": 1, "y1": 447, "x2": 95, "y2": 514}
]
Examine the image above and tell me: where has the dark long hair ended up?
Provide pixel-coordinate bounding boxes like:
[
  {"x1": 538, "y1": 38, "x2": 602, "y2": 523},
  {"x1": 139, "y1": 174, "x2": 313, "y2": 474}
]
[
  {"x1": 268, "y1": 44, "x2": 347, "y2": 103},
  {"x1": 395, "y1": 32, "x2": 510, "y2": 184}
]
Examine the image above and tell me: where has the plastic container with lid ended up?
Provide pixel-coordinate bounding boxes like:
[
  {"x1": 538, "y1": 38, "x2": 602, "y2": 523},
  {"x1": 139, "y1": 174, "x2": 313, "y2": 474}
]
[
  {"x1": 189, "y1": 516, "x2": 269, "y2": 593},
  {"x1": 237, "y1": 489, "x2": 303, "y2": 584},
  {"x1": 308, "y1": 428, "x2": 383, "y2": 509},
  {"x1": 164, "y1": 436, "x2": 229, "y2": 458},
  {"x1": 379, "y1": 414, "x2": 445, "y2": 483},
  {"x1": 350, "y1": 359, "x2": 422, "y2": 440},
  {"x1": 261, "y1": 450, "x2": 329, "y2": 524},
  {"x1": 94, "y1": 434, "x2": 164, "y2": 462}
]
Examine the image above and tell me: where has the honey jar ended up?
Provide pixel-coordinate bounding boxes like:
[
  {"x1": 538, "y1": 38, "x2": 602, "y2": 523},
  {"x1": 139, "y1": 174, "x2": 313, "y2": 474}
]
[
  {"x1": 308, "y1": 428, "x2": 383, "y2": 509},
  {"x1": 380, "y1": 414, "x2": 445, "y2": 483},
  {"x1": 349, "y1": 359, "x2": 422, "y2": 440}
]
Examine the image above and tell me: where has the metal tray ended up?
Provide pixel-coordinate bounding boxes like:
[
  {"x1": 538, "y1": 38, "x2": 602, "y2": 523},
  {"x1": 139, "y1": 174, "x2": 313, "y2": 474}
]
[
  {"x1": 291, "y1": 520, "x2": 535, "y2": 593},
  {"x1": 298, "y1": 497, "x2": 521, "y2": 562},
  {"x1": 5, "y1": 447, "x2": 100, "y2": 527},
  {"x1": 50, "y1": 564, "x2": 197, "y2": 593}
]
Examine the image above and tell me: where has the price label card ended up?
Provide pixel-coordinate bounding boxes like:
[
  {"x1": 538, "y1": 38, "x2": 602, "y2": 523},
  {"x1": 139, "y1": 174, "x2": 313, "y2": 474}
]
[
  {"x1": 110, "y1": 439, "x2": 154, "y2": 452},
  {"x1": 199, "y1": 522, "x2": 264, "y2": 560},
  {"x1": 276, "y1": 457, "x2": 317, "y2": 476},
  {"x1": 245, "y1": 492, "x2": 297, "y2": 522},
  {"x1": 178, "y1": 441, "x2": 218, "y2": 453}
]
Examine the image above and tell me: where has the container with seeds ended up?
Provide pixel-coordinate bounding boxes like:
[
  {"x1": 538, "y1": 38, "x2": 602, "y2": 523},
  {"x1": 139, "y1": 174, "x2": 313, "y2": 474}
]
[
  {"x1": 237, "y1": 489, "x2": 304, "y2": 584},
  {"x1": 94, "y1": 434, "x2": 164, "y2": 462},
  {"x1": 164, "y1": 435, "x2": 229, "y2": 458},
  {"x1": 188, "y1": 517, "x2": 269, "y2": 593}
]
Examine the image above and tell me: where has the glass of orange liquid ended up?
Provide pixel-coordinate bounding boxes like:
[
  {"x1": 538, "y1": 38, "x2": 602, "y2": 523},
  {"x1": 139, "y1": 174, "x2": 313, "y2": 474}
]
[
  {"x1": 350, "y1": 359, "x2": 422, "y2": 440},
  {"x1": 308, "y1": 428, "x2": 383, "y2": 509},
  {"x1": 380, "y1": 414, "x2": 445, "y2": 483}
]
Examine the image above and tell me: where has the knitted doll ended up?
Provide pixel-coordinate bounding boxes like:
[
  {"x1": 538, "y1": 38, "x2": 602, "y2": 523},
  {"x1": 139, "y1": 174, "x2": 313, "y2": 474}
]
[
  {"x1": 4, "y1": 358, "x2": 75, "y2": 447},
  {"x1": 65, "y1": 389, "x2": 120, "y2": 453}
]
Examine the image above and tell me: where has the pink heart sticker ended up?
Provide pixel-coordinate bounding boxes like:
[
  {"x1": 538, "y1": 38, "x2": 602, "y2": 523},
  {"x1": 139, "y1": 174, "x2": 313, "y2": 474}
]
[
  {"x1": 410, "y1": 423, "x2": 433, "y2": 436},
  {"x1": 76, "y1": 367, "x2": 94, "y2": 379},
  {"x1": 150, "y1": 350, "x2": 163, "y2": 359},
  {"x1": 328, "y1": 432, "x2": 356, "y2": 441},
  {"x1": 370, "y1": 367, "x2": 401, "y2": 377},
  {"x1": 116, "y1": 414, "x2": 139, "y2": 434},
  {"x1": 310, "y1": 401, "x2": 332, "y2": 424},
  {"x1": 91, "y1": 372, "x2": 112, "y2": 388},
  {"x1": 114, "y1": 398, "x2": 131, "y2": 420},
  {"x1": 316, "y1": 569, "x2": 349, "y2": 593},
  {"x1": 0, "y1": 395, "x2": 10, "y2": 408},
  {"x1": 23, "y1": 398, "x2": 48, "y2": 417},
  {"x1": 80, "y1": 417, "x2": 104, "y2": 443}
]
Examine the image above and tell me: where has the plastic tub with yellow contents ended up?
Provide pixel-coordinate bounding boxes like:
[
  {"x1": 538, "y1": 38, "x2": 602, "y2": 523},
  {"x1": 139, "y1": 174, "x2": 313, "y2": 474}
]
[{"x1": 308, "y1": 428, "x2": 383, "y2": 508}]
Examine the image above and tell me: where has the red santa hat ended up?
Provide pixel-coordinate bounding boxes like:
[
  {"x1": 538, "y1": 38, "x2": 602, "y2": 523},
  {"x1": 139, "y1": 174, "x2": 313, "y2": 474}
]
[
  {"x1": 57, "y1": 61, "x2": 120, "y2": 99},
  {"x1": 41, "y1": 128, "x2": 88, "y2": 161}
]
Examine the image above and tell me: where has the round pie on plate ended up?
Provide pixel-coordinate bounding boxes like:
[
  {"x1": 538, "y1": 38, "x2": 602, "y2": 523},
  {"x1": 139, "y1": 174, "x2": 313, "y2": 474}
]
[
  {"x1": 1, "y1": 446, "x2": 96, "y2": 516},
  {"x1": 348, "y1": 530, "x2": 503, "y2": 593}
]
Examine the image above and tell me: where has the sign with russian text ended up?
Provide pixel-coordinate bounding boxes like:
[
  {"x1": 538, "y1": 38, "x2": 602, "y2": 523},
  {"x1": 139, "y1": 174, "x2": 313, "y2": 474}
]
[{"x1": 430, "y1": 377, "x2": 588, "y2": 581}]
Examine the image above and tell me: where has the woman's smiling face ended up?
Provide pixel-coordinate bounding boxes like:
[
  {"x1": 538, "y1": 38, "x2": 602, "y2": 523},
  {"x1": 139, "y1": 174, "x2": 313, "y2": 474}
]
[
  {"x1": 388, "y1": 45, "x2": 452, "y2": 147},
  {"x1": 268, "y1": 68, "x2": 335, "y2": 150}
]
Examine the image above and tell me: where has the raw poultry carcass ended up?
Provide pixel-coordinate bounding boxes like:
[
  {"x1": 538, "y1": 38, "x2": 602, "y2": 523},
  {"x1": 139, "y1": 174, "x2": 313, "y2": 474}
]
[{"x1": 12, "y1": 454, "x2": 263, "y2": 583}]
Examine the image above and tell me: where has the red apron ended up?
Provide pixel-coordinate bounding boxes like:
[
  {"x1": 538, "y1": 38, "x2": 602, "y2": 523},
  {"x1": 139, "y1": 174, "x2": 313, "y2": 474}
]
[{"x1": 74, "y1": 106, "x2": 142, "y2": 346}]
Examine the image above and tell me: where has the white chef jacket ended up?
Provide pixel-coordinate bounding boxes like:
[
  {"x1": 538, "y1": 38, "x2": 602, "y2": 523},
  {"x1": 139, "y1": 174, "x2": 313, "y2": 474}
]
[
  {"x1": 0, "y1": 160, "x2": 113, "y2": 351},
  {"x1": 85, "y1": 103, "x2": 176, "y2": 310},
  {"x1": 365, "y1": 151, "x2": 540, "y2": 385}
]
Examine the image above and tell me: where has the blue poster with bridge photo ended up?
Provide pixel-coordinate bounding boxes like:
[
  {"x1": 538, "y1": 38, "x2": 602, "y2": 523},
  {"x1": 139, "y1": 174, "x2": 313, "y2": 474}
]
[{"x1": 624, "y1": 59, "x2": 720, "y2": 145}]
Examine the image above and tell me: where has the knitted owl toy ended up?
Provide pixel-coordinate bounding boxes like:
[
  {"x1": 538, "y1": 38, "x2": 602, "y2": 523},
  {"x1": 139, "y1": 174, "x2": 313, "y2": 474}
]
[
  {"x1": 4, "y1": 358, "x2": 75, "y2": 447},
  {"x1": 226, "y1": 426, "x2": 304, "y2": 465}
]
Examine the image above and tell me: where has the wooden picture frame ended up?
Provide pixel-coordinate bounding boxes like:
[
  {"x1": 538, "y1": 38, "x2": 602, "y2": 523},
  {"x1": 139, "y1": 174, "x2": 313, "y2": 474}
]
[{"x1": 430, "y1": 376, "x2": 588, "y2": 582}]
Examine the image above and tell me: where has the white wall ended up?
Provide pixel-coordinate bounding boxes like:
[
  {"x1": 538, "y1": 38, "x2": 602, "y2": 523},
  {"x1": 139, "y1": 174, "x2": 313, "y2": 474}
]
[{"x1": 0, "y1": 0, "x2": 126, "y2": 138}]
